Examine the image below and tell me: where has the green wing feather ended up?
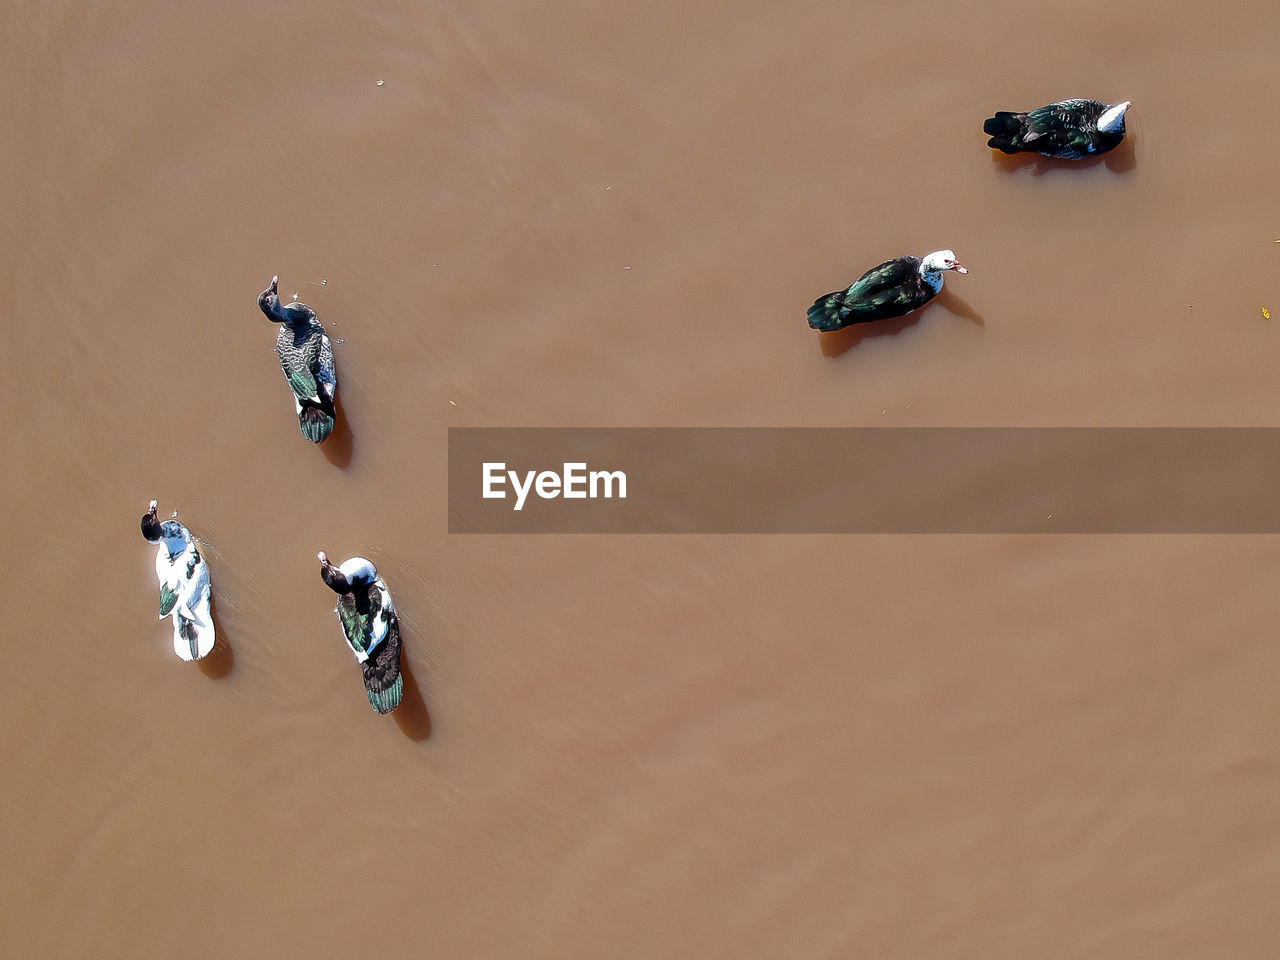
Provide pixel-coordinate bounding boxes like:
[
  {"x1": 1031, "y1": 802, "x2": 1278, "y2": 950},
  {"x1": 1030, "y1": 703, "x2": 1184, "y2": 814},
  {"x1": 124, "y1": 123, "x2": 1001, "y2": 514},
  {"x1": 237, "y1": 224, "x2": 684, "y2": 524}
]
[
  {"x1": 159, "y1": 583, "x2": 178, "y2": 617},
  {"x1": 338, "y1": 602, "x2": 369, "y2": 653},
  {"x1": 1025, "y1": 102, "x2": 1100, "y2": 155},
  {"x1": 366, "y1": 675, "x2": 403, "y2": 714},
  {"x1": 337, "y1": 590, "x2": 388, "y2": 655},
  {"x1": 857, "y1": 285, "x2": 915, "y2": 313},
  {"x1": 847, "y1": 260, "x2": 913, "y2": 298},
  {"x1": 845, "y1": 259, "x2": 920, "y2": 313},
  {"x1": 179, "y1": 615, "x2": 200, "y2": 660},
  {"x1": 276, "y1": 325, "x2": 323, "y2": 400},
  {"x1": 286, "y1": 367, "x2": 319, "y2": 400}
]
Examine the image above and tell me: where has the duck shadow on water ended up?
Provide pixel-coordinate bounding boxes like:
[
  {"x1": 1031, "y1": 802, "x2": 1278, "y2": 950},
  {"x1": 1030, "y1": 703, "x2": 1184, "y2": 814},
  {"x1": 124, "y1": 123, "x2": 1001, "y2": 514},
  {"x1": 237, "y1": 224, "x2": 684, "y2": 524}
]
[
  {"x1": 991, "y1": 135, "x2": 1136, "y2": 175},
  {"x1": 321, "y1": 394, "x2": 354, "y2": 469},
  {"x1": 818, "y1": 288, "x2": 985, "y2": 359},
  {"x1": 393, "y1": 653, "x2": 431, "y2": 742},
  {"x1": 199, "y1": 599, "x2": 234, "y2": 679}
]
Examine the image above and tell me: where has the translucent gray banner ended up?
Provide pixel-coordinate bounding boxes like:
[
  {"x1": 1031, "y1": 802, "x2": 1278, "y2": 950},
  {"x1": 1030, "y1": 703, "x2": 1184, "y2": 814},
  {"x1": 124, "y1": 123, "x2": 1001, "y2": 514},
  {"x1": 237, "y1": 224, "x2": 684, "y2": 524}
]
[{"x1": 448, "y1": 428, "x2": 1280, "y2": 533}]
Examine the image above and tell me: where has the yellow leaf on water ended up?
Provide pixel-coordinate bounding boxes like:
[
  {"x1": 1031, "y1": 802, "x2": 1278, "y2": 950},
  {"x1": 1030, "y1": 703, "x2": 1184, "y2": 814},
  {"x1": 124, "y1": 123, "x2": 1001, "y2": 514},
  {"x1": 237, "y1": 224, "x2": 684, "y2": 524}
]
[{"x1": 1264, "y1": 307, "x2": 1271, "y2": 320}]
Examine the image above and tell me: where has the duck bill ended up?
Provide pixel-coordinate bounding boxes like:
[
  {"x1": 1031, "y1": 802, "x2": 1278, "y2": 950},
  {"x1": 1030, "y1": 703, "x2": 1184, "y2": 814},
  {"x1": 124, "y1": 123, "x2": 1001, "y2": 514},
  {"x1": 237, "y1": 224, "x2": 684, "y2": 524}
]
[{"x1": 952, "y1": 262, "x2": 968, "y2": 275}]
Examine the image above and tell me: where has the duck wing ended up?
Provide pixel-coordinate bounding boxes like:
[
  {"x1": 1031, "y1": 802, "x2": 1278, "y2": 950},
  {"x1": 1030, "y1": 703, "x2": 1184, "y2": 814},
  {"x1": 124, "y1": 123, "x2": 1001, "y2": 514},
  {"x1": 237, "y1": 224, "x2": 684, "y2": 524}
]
[
  {"x1": 845, "y1": 257, "x2": 920, "y2": 302},
  {"x1": 842, "y1": 256, "x2": 936, "y2": 318},
  {"x1": 315, "y1": 334, "x2": 336, "y2": 403},
  {"x1": 336, "y1": 580, "x2": 395, "y2": 662},
  {"x1": 293, "y1": 332, "x2": 337, "y2": 442},
  {"x1": 1021, "y1": 100, "x2": 1106, "y2": 156},
  {"x1": 154, "y1": 528, "x2": 189, "y2": 619},
  {"x1": 159, "y1": 582, "x2": 178, "y2": 617},
  {"x1": 275, "y1": 323, "x2": 324, "y2": 402},
  {"x1": 173, "y1": 607, "x2": 215, "y2": 661},
  {"x1": 359, "y1": 615, "x2": 403, "y2": 714},
  {"x1": 165, "y1": 545, "x2": 215, "y2": 660},
  {"x1": 808, "y1": 257, "x2": 926, "y2": 330}
]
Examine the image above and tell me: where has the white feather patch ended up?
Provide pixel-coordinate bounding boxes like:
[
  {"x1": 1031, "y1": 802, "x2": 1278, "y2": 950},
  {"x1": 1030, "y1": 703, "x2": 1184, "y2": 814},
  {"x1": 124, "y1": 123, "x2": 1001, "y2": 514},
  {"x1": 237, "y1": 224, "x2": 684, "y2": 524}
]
[
  {"x1": 1096, "y1": 101, "x2": 1130, "y2": 133},
  {"x1": 151, "y1": 524, "x2": 215, "y2": 659}
]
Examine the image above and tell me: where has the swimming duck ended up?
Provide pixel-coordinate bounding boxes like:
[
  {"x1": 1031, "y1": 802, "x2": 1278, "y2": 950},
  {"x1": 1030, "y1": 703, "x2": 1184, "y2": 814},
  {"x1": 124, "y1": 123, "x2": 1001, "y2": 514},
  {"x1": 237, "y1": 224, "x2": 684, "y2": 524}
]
[
  {"x1": 258, "y1": 275, "x2": 337, "y2": 443},
  {"x1": 317, "y1": 552, "x2": 403, "y2": 714},
  {"x1": 807, "y1": 250, "x2": 968, "y2": 332},
  {"x1": 141, "y1": 500, "x2": 215, "y2": 661},
  {"x1": 983, "y1": 99, "x2": 1131, "y2": 158}
]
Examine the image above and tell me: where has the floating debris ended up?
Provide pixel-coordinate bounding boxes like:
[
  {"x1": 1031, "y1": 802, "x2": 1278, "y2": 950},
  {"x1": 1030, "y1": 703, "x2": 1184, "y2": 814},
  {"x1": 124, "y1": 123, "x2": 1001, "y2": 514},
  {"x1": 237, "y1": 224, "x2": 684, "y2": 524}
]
[
  {"x1": 376, "y1": 80, "x2": 385, "y2": 86},
  {"x1": 449, "y1": 400, "x2": 457, "y2": 407},
  {"x1": 1264, "y1": 307, "x2": 1271, "y2": 320}
]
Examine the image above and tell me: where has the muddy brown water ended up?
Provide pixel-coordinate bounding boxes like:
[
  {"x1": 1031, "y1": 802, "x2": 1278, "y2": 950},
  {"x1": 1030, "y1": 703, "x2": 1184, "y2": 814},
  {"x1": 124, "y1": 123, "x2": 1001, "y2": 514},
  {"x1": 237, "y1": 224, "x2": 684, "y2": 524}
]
[{"x1": 4, "y1": 0, "x2": 1280, "y2": 956}]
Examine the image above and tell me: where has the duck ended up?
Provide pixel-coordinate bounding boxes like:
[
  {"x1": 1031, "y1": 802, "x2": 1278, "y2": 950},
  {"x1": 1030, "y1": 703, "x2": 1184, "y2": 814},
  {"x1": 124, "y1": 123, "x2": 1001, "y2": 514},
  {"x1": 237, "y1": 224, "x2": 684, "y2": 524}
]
[
  {"x1": 140, "y1": 499, "x2": 215, "y2": 661},
  {"x1": 807, "y1": 250, "x2": 968, "y2": 332},
  {"x1": 317, "y1": 552, "x2": 403, "y2": 714},
  {"x1": 257, "y1": 275, "x2": 337, "y2": 443},
  {"x1": 983, "y1": 99, "x2": 1131, "y2": 159}
]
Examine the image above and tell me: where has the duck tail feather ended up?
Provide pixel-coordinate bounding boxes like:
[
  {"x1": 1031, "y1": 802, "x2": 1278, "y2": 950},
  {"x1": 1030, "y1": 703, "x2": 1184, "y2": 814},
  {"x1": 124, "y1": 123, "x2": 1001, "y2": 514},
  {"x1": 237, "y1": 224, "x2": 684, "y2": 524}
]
[
  {"x1": 299, "y1": 405, "x2": 335, "y2": 443},
  {"x1": 174, "y1": 612, "x2": 215, "y2": 661},
  {"x1": 365, "y1": 674, "x2": 404, "y2": 714},
  {"x1": 807, "y1": 291, "x2": 852, "y2": 332},
  {"x1": 983, "y1": 112, "x2": 1025, "y2": 153}
]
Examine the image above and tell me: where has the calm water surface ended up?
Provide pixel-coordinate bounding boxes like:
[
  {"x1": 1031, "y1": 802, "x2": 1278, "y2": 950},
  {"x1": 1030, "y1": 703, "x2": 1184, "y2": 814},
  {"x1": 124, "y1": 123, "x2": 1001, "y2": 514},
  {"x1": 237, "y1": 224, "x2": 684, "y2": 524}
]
[{"x1": 4, "y1": 0, "x2": 1280, "y2": 956}]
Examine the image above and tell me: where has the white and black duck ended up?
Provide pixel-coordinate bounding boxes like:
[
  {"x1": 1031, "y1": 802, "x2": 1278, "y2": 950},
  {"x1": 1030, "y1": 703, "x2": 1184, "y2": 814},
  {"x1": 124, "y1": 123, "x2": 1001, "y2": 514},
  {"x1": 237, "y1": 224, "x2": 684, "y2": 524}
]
[
  {"x1": 807, "y1": 250, "x2": 968, "y2": 332},
  {"x1": 983, "y1": 99, "x2": 1131, "y2": 159},
  {"x1": 258, "y1": 275, "x2": 337, "y2": 443},
  {"x1": 318, "y1": 552, "x2": 403, "y2": 715},
  {"x1": 141, "y1": 500, "x2": 215, "y2": 661}
]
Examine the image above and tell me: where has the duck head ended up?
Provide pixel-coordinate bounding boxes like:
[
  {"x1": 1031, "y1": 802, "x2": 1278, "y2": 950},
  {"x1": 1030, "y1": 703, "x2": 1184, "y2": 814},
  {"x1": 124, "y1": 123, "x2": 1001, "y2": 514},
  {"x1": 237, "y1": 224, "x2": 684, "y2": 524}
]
[
  {"x1": 258, "y1": 275, "x2": 317, "y2": 324},
  {"x1": 318, "y1": 551, "x2": 378, "y2": 593},
  {"x1": 1096, "y1": 101, "x2": 1131, "y2": 134},
  {"x1": 920, "y1": 250, "x2": 968, "y2": 275},
  {"x1": 317, "y1": 550, "x2": 349, "y2": 594},
  {"x1": 141, "y1": 499, "x2": 163, "y2": 542},
  {"x1": 257, "y1": 275, "x2": 281, "y2": 318}
]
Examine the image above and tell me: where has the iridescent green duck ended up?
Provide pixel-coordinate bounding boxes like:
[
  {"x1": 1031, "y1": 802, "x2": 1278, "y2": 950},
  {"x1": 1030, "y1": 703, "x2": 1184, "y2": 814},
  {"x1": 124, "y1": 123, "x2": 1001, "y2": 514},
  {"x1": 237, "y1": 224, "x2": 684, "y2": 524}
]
[
  {"x1": 258, "y1": 275, "x2": 337, "y2": 443},
  {"x1": 984, "y1": 98, "x2": 1131, "y2": 159},
  {"x1": 807, "y1": 250, "x2": 968, "y2": 332}
]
